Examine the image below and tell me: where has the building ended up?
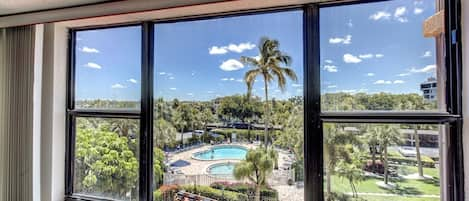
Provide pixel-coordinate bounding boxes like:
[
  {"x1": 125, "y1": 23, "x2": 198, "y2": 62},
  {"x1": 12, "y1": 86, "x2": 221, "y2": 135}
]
[{"x1": 420, "y1": 77, "x2": 437, "y2": 101}]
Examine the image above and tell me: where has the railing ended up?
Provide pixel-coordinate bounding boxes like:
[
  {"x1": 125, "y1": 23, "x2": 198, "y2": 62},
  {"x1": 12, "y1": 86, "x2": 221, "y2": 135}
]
[{"x1": 164, "y1": 174, "x2": 239, "y2": 186}]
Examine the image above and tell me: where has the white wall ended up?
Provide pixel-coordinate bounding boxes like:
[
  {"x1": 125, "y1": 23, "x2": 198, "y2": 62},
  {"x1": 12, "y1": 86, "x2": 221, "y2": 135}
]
[
  {"x1": 40, "y1": 23, "x2": 67, "y2": 201},
  {"x1": 462, "y1": 0, "x2": 469, "y2": 200}
]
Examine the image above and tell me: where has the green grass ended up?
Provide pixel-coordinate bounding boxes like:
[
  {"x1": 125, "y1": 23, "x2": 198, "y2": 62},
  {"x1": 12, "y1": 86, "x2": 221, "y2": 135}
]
[
  {"x1": 327, "y1": 165, "x2": 441, "y2": 201},
  {"x1": 358, "y1": 195, "x2": 439, "y2": 201}
]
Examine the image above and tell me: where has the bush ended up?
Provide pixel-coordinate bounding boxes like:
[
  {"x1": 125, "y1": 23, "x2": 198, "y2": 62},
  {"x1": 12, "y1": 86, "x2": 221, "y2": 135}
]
[
  {"x1": 210, "y1": 182, "x2": 278, "y2": 201},
  {"x1": 365, "y1": 155, "x2": 435, "y2": 168},
  {"x1": 153, "y1": 185, "x2": 179, "y2": 201},
  {"x1": 180, "y1": 185, "x2": 248, "y2": 201}
]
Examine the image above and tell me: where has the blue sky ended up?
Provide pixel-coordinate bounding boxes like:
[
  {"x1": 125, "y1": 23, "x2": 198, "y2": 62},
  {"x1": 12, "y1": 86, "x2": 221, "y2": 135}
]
[{"x1": 75, "y1": 0, "x2": 435, "y2": 101}]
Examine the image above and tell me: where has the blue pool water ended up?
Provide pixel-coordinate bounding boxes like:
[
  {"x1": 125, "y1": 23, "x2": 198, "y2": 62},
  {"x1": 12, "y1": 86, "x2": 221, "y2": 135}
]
[
  {"x1": 208, "y1": 163, "x2": 236, "y2": 175},
  {"x1": 193, "y1": 145, "x2": 247, "y2": 160}
]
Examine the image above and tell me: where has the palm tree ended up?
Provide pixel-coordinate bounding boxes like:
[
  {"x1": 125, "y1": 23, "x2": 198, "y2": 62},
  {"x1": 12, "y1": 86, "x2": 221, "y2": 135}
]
[
  {"x1": 377, "y1": 125, "x2": 402, "y2": 184},
  {"x1": 234, "y1": 148, "x2": 274, "y2": 201},
  {"x1": 242, "y1": 37, "x2": 297, "y2": 148},
  {"x1": 363, "y1": 125, "x2": 381, "y2": 173},
  {"x1": 323, "y1": 124, "x2": 361, "y2": 197}
]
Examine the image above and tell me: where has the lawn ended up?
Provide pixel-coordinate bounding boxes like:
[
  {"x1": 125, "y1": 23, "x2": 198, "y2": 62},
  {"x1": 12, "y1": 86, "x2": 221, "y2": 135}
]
[{"x1": 328, "y1": 165, "x2": 441, "y2": 201}]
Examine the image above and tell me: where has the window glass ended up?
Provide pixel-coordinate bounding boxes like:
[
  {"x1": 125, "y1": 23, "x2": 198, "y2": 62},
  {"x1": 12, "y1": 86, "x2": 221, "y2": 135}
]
[
  {"x1": 74, "y1": 117, "x2": 139, "y2": 200},
  {"x1": 153, "y1": 11, "x2": 305, "y2": 201},
  {"x1": 323, "y1": 122, "x2": 445, "y2": 201},
  {"x1": 75, "y1": 26, "x2": 141, "y2": 110},
  {"x1": 320, "y1": 0, "x2": 442, "y2": 112}
]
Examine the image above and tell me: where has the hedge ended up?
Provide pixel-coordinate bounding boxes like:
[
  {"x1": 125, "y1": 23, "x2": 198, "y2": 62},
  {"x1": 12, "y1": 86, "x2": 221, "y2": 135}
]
[
  {"x1": 211, "y1": 128, "x2": 282, "y2": 142},
  {"x1": 180, "y1": 185, "x2": 248, "y2": 201},
  {"x1": 210, "y1": 182, "x2": 278, "y2": 201}
]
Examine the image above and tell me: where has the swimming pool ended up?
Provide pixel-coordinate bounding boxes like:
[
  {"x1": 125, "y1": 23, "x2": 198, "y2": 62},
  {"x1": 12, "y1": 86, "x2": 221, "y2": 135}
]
[
  {"x1": 207, "y1": 162, "x2": 236, "y2": 175},
  {"x1": 192, "y1": 145, "x2": 247, "y2": 160}
]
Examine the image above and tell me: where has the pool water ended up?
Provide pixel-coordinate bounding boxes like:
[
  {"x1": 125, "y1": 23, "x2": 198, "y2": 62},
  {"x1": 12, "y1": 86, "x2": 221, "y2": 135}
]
[
  {"x1": 208, "y1": 163, "x2": 236, "y2": 175},
  {"x1": 193, "y1": 145, "x2": 247, "y2": 160}
]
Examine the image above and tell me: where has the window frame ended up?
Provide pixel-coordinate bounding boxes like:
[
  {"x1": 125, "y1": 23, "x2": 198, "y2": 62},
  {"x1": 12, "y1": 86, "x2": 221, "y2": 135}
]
[{"x1": 65, "y1": 0, "x2": 464, "y2": 200}]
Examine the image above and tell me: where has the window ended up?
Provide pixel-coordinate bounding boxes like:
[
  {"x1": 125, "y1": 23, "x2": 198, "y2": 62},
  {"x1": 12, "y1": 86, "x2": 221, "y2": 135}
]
[
  {"x1": 320, "y1": 0, "x2": 443, "y2": 112},
  {"x1": 66, "y1": 0, "x2": 463, "y2": 201},
  {"x1": 75, "y1": 26, "x2": 141, "y2": 110},
  {"x1": 73, "y1": 117, "x2": 139, "y2": 200},
  {"x1": 153, "y1": 11, "x2": 304, "y2": 201},
  {"x1": 323, "y1": 123, "x2": 447, "y2": 201}
]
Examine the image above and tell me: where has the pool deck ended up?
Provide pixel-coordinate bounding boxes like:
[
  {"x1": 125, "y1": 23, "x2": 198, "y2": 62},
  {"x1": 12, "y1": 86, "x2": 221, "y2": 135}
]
[{"x1": 166, "y1": 142, "x2": 304, "y2": 201}]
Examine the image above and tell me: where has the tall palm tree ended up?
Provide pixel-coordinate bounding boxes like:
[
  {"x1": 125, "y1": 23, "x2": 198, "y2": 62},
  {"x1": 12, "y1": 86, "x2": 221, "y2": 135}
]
[
  {"x1": 242, "y1": 37, "x2": 297, "y2": 148},
  {"x1": 234, "y1": 148, "x2": 274, "y2": 201},
  {"x1": 377, "y1": 125, "x2": 402, "y2": 184}
]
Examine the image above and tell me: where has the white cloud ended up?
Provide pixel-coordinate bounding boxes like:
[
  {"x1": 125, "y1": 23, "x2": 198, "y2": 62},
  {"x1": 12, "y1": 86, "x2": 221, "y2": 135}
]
[
  {"x1": 209, "y1": 46, "x2": 229, "y2": 55},
  {"x1": 221, "y1": 78, "x2": 229, "y2": 81},
  {"x1": 170, "y1": 87, "x2": 177, "y2": 90},
  {"x1": 422, "y1": 51, "x2": 432, "y2": 57},
  {"x1": 393, "y1": 80, "x2": 405, "y2": 84},
  {"x1": 366, "y1": 73, "x2": 375, "y2": 76},
  {"x1": 207, "y1": 91, "x2": 214, "y2": 93},
  {"x1": 127, "y1": 78, "x2": 137, "y2": 84},
  {"x1": 325, "y1": 60, "x2": 333, "y2": 64},
  {"x1": 209, "y1": 42, "x2": 255, "y2": 55},
  {"x1": 84, "y1": 62, "x2": 102, "y2": 69},
  {"x1": 187, "y1": 93, "x2": 194, "y2": 96},
  {"x1": 374, "y1": 80, "x2": 392, "y2": 85},
  {"x1": 394, "y1": 6, "x2": 407, "y2": 17},
  {"x1": 292, "y1": 84, "x2": 302, "y2": 88},
  {"x1": 227, "y1": 42, "x2": 256, "y2": 53},
  {"x1": 394, "y1": 7, "x2": 408, "y2": 22},
  {"x1": 414, "y1": 8, "x2": 424, "y2": 15},
  {"x1": 410, "y1": 64, "x2": 436, "y2": 73},
  {"x1": 327, "y1": 85, "x2": 337, "y2": 88},
  {"x1": 169, "y1": 76, "x2": 175, "y2": 80},
  {"x1": 347, "y1": 19, "x2": 353, "y2": 28},
  {"x1": 359, "y1": 54, "x2": 374, "y2": 59},
  {"x1": 375, "y1": 54, "x2": 384, "y2": 58},
  {"x1": 329, "y1": 35, "x2": 352, "y2": 44},
  {"x1": 236, "y1": 79, "x2": 243, "y2": 82},
  {"x1": 369, "y1": 11, "x2": 391, "y2": 20},
  {"x1": 343, "y1": 54, "x2": 362, "y2": 63},
  {"x1": 220, "y1": 59, "x2": 244, "y2": 71},
  {"x1": 397, "y1": 73, "x2": 411, "y2": 77},
  {"x1": 323, "y1": 65, "x2": 338, "y2": 72},
  {"x1": 80, "y1": 46, "x2": 100, "y2": 53},
  {"x1": 159, "y1": 72, "x2": 166, "y2": 75},
  {"x1": 111, "y1": 84, "x2": 125, "y2": 89}
]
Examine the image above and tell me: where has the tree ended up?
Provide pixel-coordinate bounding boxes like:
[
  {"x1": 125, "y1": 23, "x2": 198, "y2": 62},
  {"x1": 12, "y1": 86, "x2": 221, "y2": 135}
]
[
  {"x1": 172, "y1": 104, "x2": 192, "y2": 148},
  {"x1": 363, "y1": 125, "x2": 381, "y2": 173},
  {"x1": 75, "y1": 123, "x2": 138, "y2": 199},
  {"x1": 242, "y1": 37, "x2": 298, "y2": 148},
  {"x1": 154, "y1": 118, "x2": 177, "y2": 149},
  {"x1": 376, "y1": 125, "x2": 402, "y2": 184},
  {"x1": 336, "y1": 150, "x2": 364, "y2": 198},
  {"x1": 323, "y1": 123, "x2": 361, "y2": 198},
  {"x1": 153, "y1": 148, "x2": 165, "y2": 187},
  {"x1": 233, "y1": 148, "x2": 274, "y2": 201}
]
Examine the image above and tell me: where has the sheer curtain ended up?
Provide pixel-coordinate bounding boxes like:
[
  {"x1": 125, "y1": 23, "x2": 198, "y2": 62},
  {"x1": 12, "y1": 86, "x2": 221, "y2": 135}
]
[{"x1": 0, "y1": 25, "x2": 36, "y2": 201}]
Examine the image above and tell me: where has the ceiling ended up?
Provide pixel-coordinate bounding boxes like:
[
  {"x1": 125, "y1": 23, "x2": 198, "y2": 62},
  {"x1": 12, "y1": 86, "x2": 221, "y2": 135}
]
[{"x1": 0, "y1": 0, "x2": 111, "y2": 16}]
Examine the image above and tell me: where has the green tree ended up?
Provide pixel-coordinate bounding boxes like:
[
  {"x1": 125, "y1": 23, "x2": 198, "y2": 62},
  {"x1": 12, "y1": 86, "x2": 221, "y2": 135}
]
[
  {"x1": 75, "y1": 123, "x2": 138, "y2": 199},
  {"x1": 377, "y1": 125, "x2": 402, "y2": 184},
  {"x1": 154, "y1": 118, "x2": 177, "y2": 149},
  {"x1": 172, "y1": 104, "x2": 192, "y2": 148},
  {"x1": 363, "y1": 125, "x2": 381, "y2": 173},
  {"x1": 242, "y1": 37, "x2": 298, "y2": 148},
  {"x1": 323, "y1": 124, "x2": 361, "y2": 198},
  {"x1": 233, "y1": 148, "x2": 274, "y2": 201}
]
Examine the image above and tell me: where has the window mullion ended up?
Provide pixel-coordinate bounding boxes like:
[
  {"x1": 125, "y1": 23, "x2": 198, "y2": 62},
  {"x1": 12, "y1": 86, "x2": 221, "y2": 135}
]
[{"x1": 139, "y1": 21, "x2": 154, "y2": 201}]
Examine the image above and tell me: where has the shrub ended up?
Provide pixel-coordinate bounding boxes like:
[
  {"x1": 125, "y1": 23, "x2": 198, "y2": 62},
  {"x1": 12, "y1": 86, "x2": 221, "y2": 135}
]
[
  {"x1": 210, "y1": 182, "x2": 278, "y2": 201},
  {"x1": 180, "y1": 185, "x2": 248, "y2": 201}
]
